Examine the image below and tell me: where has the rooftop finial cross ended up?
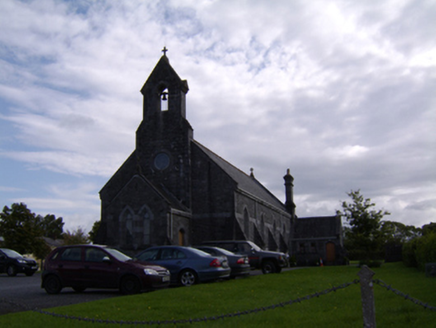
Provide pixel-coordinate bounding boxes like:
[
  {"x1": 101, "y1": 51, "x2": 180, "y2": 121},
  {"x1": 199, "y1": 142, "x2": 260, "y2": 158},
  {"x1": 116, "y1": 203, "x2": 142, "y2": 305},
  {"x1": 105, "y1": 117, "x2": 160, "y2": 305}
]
[{"x1": 162, "y1": 46, "x2": 168, "y2": 56}]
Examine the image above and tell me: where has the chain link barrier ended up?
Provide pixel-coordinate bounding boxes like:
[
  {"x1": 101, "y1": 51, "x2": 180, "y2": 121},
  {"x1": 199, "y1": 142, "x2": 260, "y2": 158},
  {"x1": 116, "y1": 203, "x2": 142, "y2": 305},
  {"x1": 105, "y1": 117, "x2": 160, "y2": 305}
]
[
  {"x1": 3, "y1": 278, "x2": 435, "y2": 325},
  {"x1": 373, "y1": 279, "x2": 436, "y2": 311},
  {"x1": 29, "y1": 280, "x2": 360, "y2": 325}
]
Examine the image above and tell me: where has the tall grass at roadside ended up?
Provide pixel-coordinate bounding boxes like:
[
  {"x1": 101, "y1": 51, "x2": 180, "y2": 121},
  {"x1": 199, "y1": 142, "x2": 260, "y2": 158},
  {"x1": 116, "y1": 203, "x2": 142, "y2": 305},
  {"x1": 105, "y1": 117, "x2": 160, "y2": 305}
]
[{"x1": 1, "y1": 263, "x2": 435, "y2": 327}]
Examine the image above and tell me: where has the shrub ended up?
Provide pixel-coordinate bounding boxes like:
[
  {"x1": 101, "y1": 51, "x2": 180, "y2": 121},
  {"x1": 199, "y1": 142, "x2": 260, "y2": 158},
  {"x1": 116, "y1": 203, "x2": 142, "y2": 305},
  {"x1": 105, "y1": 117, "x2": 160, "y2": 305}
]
[{"x1": 415, "y1": 233, "x2": 436, "y2": 270}]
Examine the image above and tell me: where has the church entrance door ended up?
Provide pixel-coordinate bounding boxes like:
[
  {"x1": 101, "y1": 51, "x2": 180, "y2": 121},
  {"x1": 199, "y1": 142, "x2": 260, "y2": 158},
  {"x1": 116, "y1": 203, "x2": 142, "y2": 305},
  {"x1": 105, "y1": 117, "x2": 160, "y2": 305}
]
[
  {"x1": 326, "y1": 242, "x2": 335, "y2": 264},
  {"x1": 178, "y1": 229, "x2": 185, "y2": 246}
]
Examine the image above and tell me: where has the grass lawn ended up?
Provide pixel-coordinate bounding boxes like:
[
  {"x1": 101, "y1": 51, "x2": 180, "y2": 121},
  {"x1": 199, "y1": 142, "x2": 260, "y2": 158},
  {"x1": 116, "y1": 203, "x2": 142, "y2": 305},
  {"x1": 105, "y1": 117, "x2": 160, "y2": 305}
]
[{"x1": 1, "y1": 262, "x2": 435, "y2": 327}]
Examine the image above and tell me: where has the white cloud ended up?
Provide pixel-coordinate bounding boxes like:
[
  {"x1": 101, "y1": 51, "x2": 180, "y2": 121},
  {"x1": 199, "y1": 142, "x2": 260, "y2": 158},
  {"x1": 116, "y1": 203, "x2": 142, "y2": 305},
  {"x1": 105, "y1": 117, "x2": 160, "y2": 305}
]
[{"x1": 0, "y1": 0, "x2": 435, "y2": 232}]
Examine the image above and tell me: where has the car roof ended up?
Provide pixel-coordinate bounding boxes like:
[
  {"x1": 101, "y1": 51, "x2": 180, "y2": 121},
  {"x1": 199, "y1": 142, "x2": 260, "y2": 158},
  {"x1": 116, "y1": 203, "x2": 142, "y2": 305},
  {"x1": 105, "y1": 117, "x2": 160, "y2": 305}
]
[
  {"x1": 55, "y1": 244, "x2": 110, "y2": 250},
  {"x1": 202, "y1": 240, "x2": 248, "y2": 244}
]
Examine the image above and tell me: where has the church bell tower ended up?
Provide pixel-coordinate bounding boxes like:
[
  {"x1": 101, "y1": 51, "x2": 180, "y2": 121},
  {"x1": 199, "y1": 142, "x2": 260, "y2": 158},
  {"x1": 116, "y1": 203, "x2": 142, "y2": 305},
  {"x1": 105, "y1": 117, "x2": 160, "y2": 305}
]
[{"x1": 135, "y1": 48, "x2": 193, "y2": 209}]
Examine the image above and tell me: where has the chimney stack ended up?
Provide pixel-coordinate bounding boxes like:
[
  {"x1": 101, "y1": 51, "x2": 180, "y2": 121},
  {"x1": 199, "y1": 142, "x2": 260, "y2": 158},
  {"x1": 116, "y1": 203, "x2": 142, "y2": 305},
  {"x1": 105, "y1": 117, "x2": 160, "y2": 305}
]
[{"x1": 283, "y1": 168, "x2": 296, "y2": 219}]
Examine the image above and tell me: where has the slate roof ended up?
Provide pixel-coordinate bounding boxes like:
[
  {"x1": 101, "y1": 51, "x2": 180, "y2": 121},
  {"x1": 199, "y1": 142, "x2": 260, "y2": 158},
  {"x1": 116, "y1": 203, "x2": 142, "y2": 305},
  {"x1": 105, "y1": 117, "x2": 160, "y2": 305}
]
[
  {"x1": 293, "y1": 216, "x2": 341, "y2": 239},
  {"x1": 193, "y1": 140, "x2": 289, "y2": 213}
]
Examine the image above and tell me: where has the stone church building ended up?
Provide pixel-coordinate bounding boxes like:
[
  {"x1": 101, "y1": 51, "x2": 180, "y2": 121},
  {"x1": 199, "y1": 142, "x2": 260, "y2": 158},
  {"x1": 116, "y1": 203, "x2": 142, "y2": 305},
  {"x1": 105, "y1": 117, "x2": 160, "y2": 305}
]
[{"x1": 96, "y1": 51, "x2": 344, "y2": 264}]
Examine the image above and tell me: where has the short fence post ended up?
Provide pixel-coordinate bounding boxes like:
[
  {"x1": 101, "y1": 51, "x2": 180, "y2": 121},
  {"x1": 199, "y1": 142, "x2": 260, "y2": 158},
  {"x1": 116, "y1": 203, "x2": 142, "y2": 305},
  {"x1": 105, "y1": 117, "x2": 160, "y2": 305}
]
[{"x1": 358, "y1": 265, "x2": 376, "y2": 328}]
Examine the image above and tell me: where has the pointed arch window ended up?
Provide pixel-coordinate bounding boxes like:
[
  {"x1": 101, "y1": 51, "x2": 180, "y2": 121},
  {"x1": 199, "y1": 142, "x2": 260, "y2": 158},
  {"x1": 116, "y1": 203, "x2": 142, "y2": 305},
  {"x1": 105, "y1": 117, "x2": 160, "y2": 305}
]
[
  {"x1": 120, "y1": 207, "x2": 134, "y2": 248},
  {"x1": 139, "y1": 206, "x2": 153, "y2": 246},
  {"x1": 260, "y1": 215, "x2": 265, "y2": 239},
  {"x1": 243, "y1": 208, "x2": 250, "y2": 239}
]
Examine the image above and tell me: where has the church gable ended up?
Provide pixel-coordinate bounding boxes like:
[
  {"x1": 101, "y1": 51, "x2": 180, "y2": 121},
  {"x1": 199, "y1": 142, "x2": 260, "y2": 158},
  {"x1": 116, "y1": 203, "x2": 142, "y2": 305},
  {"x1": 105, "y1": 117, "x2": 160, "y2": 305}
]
[
  {"x1": 103, "y1": 175, "x2": 171, "y2": 250},
  {"x1": 100, "y1": 151, "x2": 138, "y2": 204}
]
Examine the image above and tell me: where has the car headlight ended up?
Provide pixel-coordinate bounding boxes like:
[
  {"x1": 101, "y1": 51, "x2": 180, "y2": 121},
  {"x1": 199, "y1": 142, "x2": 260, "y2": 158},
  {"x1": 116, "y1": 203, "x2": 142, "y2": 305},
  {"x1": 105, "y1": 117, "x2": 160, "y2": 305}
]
[
  {"x1": 144, "y1": 268, "x2": 159, "y2": 276},
  {"x1": 17, "y1": 259, "x2": 27, "y2": 264}
]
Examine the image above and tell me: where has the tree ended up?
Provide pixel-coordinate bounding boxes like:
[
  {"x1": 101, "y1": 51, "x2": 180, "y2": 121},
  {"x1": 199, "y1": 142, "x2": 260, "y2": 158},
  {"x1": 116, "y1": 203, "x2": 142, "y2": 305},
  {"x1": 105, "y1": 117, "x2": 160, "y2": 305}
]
[
  {"x1": 422, "y1": 222, "x2": 436, "y2": 236},
  {"x1": 380, "y1": 220, "x2": 421, "y2": 244},
  {"x1": 88, "y1": 220, "x2": 101, "y2": 243},
  {"x1": 63, "y1": 227, "x2": 89, "y2": 245},
  {"x1": 336, "y1": 190, "x2": 390, "y2": 261},
  {"x1": 38, "y1": 214, "x2": 64, "y2": 239},
  {"x1": 0, "y1": 203, "x2": 45, "y2": 255},
  {"x1": 403, "y1": 222, "x2": 436, "y2": 269}
]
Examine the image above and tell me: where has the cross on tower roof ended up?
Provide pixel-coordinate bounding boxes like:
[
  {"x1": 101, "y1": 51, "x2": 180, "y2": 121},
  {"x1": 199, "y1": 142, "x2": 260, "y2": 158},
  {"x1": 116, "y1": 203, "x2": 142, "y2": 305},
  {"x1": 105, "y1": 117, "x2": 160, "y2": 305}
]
[{"x1": 162, "y1": 46, "x2": 168, "y2": 56}]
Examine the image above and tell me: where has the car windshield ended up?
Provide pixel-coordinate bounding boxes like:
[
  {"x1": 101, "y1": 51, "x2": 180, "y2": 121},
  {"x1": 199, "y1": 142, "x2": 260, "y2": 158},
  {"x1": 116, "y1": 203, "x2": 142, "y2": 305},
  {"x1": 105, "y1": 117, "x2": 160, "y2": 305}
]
[
  {"x1": 1, "y1": 249, "x2": 23, "y2": 258},
  {"x1": 104, "y1": 248, "x2": 132, "y2": 262},
  {"x1": 246, "y1": 241, "x2": 261, "y2": 252}
]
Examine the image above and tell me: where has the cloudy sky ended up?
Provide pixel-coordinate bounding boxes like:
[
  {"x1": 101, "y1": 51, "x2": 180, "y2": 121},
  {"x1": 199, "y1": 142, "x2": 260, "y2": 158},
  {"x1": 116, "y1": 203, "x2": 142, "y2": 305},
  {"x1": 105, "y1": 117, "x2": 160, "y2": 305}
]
[{"x1": 0, "y1": 0, "x2": 435, "y2": 233}]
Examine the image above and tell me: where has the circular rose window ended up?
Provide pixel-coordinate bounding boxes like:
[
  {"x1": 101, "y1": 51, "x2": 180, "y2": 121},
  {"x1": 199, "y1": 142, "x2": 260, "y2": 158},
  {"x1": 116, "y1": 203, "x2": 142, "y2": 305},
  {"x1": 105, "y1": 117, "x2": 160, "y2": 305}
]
[{"x1": 154, "y1": 152, "x2": 170, "y2": 170}]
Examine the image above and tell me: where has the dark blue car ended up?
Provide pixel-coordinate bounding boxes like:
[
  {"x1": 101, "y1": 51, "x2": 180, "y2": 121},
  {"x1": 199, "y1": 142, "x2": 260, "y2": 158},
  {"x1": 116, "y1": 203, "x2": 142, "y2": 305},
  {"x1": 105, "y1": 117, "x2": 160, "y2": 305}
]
[
  {"x1": 0, "y1": 248, "x2": 38, "y2": 276},
  {"x1": 135, "y1": 246, "x2": 230, "y2": 286}
]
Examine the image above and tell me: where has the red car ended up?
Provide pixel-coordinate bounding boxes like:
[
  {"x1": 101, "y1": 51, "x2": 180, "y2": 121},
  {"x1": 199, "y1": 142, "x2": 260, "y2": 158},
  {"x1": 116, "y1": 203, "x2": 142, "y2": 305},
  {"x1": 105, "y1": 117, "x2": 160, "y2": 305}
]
[{"x1": 42, "y1": 245, "x2": 170, "y2": 294}]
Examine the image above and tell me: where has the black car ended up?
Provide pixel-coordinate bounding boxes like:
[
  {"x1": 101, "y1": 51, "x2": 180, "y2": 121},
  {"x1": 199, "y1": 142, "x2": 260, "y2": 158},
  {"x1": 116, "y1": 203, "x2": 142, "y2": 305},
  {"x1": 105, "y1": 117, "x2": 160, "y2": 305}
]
[
  {"x1": 41, "y1": 244, "x2": 170, "y2": 294},
  {"x1": 194, "y1": 246, "x2": 250, "y2": 278},
  {"x1": 200, "y1": 240, "x2": 288, "y2": 274},
  {"x1": 0, "y1": 248, "x2": 39, "y2": 276}
]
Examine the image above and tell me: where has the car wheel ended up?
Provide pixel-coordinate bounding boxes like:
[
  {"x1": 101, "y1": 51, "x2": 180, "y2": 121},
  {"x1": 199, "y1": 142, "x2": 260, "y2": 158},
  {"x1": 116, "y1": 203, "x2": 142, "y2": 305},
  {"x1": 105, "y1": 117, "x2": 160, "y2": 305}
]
[
  {"x1": 25, "y1": 271, "x2": 35, "y2": 277},
  {"x1": 261, "y1": 261, "x2": 277, "y2": 274},
  {"x1": 72, "y1": 287, "x2": 86, "y2": 293},
  {"x1": 179, "y1": 269, "x2": 197, "y2": 286},
  {"x1": 120, "y1": 275, "x2": 141, "y2": 294},
  {"x1": 6, "y1": 265, "x2": 17, "y2": 277},
  {"x1": 44, "y1": 275, "x2": 62, "y2": 294}
]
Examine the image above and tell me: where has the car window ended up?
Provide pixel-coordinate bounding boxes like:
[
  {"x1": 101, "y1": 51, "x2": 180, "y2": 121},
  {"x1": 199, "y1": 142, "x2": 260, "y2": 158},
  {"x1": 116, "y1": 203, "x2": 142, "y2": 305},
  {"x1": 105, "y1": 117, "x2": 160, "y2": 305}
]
[
  {"x1": 159, "y1": 248, "x2": 188, "y2": 260},
  {"x1": 218, "y1": 243, "x2": 236, "y2": 252},
  {"x1": 246, "y1": 241, "x2": 261, "y2": 251},
  {"x1": 1, "y1": 249, "x2": 22, "y2": 258},
  {"x1": 60, "y1": 248, "x2": 82, "y2": 261},
  {"x1": 50, "y1": 250, "x2": 60, "y2": 260},
  {"x1": 105, "y1": 248, "x2": 131, "y2": 262},
  {"x1": 215, "y1": 248, "x2": 234, "y2": 256},
  {"x1": 174, "y1": 249, "x2": 187, "y2": 259},
  {"x1": 200, "y1": 248, "x2": 216, "y2": 255},
  {"x1": 237, "y1": 243, "x2": 252, "y2": 253},
  {"x1": 137, "y1": 249, "x2": 159, "y2": 261},
  {"x1": 85, "y1": 248, "x2": 107, "y2": 262},
  {"x1": 187, "y1": 247, "x2": 210, "y2": 257},
  {"x1": 160, "y1": 248, "x2": 174, "y2": 260}
]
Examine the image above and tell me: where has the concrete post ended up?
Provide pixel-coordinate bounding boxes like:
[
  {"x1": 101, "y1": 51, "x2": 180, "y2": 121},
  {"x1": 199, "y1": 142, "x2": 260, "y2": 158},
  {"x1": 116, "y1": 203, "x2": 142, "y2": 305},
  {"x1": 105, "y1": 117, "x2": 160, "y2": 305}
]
[{"x1": 358, "y1": 265, "x2": 376, "y2": 328}]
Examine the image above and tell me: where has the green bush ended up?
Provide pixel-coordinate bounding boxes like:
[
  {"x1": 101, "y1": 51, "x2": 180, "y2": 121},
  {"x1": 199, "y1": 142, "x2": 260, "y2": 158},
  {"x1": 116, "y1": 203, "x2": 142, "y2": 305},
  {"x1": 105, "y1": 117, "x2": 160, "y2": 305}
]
[{"x1": 415, "y1": 233, "x2": 436, "y2": 270}]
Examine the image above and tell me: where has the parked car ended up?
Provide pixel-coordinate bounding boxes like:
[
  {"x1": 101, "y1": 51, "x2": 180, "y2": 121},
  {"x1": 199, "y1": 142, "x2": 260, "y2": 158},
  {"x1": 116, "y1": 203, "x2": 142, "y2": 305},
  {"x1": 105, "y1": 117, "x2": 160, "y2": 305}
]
[
  {"x1": 200, "y1": 240, "x2": 288, "y2": 274},
  {"x1": 134, "y1": 246, "x2": 231, "y2": 286},
  {"x1": 194, "y1": 246, "x2": 250, "y2": 278},
  {"x1": 41, "y1": 244, "x2": 170, "y2": 294},
  {"x1": 0, "y1": 248, "x2": 38, "y2": 276}
]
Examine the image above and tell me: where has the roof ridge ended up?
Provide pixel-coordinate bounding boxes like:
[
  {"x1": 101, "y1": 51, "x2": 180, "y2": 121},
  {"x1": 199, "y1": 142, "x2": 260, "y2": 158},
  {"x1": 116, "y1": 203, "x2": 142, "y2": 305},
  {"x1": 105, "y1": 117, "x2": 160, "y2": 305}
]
[{"x1": 192, "y1": 139, "x2": 251, "y2": 178}]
